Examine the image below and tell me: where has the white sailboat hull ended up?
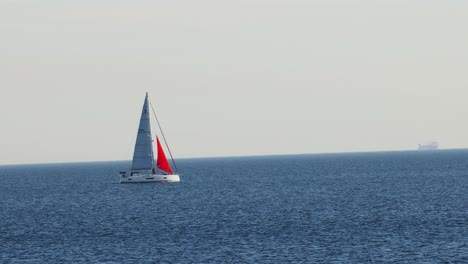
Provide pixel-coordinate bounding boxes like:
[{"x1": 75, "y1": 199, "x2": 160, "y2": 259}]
[{"x1": 120, "y1": 174, "x2": 180, "y2": 184}]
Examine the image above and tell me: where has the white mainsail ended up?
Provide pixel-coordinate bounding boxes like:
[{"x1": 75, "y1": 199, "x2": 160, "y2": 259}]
[{"x1": 131, "y1": 93, "x2": 155, "y2": 171}]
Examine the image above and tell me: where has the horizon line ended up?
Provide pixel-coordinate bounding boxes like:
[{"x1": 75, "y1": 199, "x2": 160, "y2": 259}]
[{"x1": 1, "y1": 148, "x2": 466, "y2": 167}]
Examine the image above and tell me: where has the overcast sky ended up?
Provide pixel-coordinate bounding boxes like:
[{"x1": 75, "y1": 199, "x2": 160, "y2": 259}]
[{"x1": 1, "y1": 0, "x2": 467, "y2": 165}]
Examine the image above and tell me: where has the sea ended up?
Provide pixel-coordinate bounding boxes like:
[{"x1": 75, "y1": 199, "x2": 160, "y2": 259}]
[{"x1": 1, "y1": 150, "x2": 467, "y2": 263}]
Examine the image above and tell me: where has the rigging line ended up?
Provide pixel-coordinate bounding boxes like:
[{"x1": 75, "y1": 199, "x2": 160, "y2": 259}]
[{"x1": 149, "y1": 99, "x2": 179, "y2": 174}]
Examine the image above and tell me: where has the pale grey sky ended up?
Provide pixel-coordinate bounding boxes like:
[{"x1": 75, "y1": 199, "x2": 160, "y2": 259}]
[{"x1": 1, "y1": 0, "x2": 467, "y2": 165}]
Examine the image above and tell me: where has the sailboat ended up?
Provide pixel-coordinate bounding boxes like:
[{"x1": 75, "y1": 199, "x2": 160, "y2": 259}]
[{"x1": 119, "y1": 93, "x2": 180, "y2": 183}]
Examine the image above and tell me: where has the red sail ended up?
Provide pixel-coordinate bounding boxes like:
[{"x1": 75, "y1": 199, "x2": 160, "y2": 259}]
[{"x1": 156, "y1": 137, "x2": 173, "y2": 174}]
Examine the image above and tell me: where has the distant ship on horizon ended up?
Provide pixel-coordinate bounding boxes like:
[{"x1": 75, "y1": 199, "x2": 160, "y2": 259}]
[{"x1": 418, "y1": 142, "x2": 438, "y2": 150}]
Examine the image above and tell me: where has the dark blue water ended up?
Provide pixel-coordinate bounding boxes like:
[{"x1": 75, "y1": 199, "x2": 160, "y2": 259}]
[{"x1": 1, "y1": 150, "x2": 468, "y2": 263}]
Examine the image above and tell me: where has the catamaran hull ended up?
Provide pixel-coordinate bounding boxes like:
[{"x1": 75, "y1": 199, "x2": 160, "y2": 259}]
[{"x1": 120, "y1": 174, "x2": 180, "y2": 184}]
